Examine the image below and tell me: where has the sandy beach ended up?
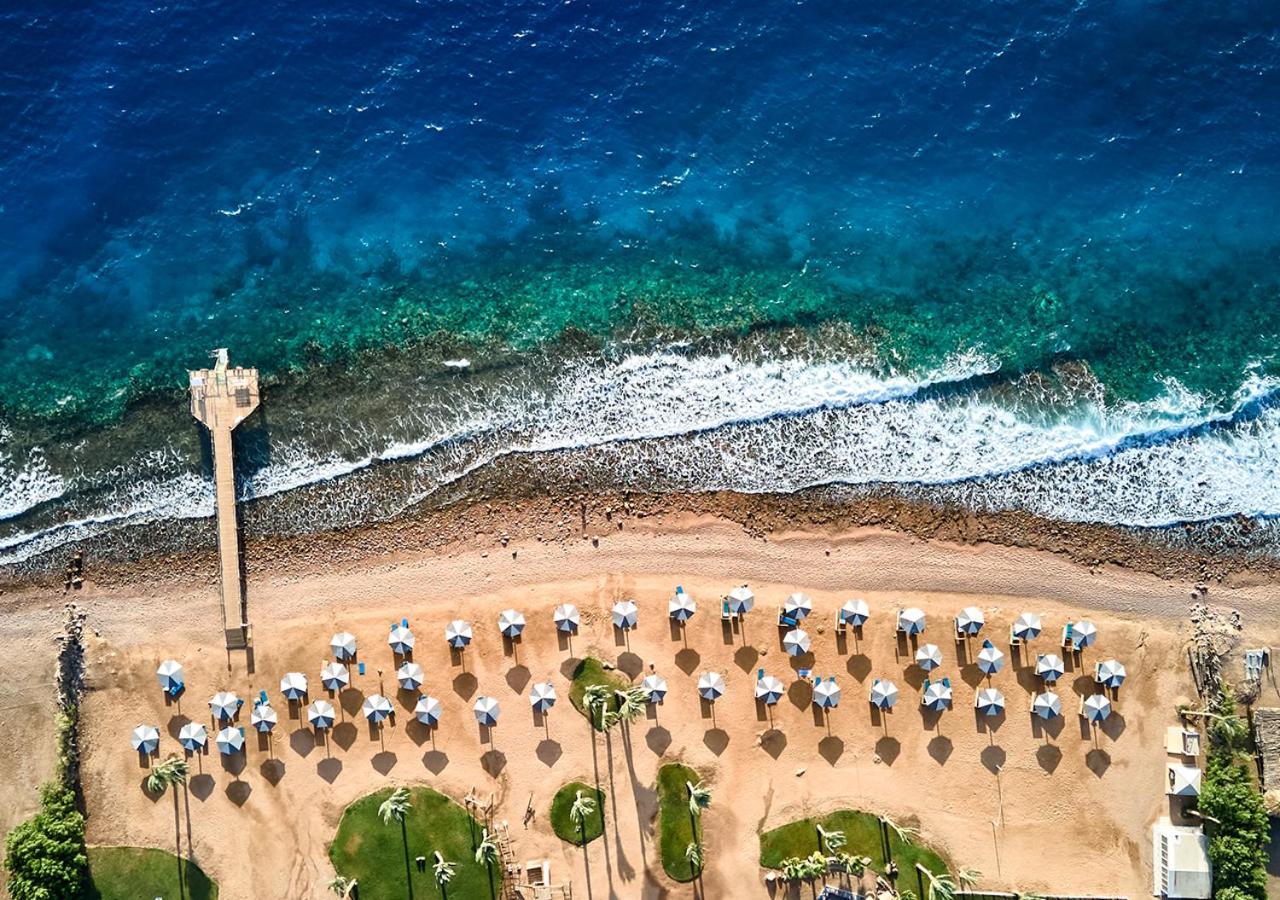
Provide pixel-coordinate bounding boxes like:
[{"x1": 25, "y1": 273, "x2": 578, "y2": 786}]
[{"x1": 4, "y1": 509, "x2": 1280, "y2": 899}]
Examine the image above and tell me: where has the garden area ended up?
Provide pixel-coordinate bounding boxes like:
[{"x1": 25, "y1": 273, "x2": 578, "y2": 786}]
[
  {"x1": 567, "y1": 657, "x2": 633, "y2": 730},
  {"x1": 549, "y1": 782, "x2": 606, "y2": 845},
  {"x1": 656, "y1": 762, "x2": 704, "y2": 883},
  {"x1": 87, "y1": 846, "x2": 218, "y2": 900},
  {"x1": 759, "y1": 809, "x2": 948, "y2": 878}
]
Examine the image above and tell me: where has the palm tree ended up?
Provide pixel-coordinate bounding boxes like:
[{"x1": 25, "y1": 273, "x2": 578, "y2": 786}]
[
  {"x1": 474, "y1": 828, "x2": 499, "y2": 867},
  {"x1": 145, "y1": 755, "x2": 189, "y2": 795},
  {"x1": 582, "y1": 684, "x2": 613, "y2": 730},
  {"x1": 378, "y1": 786, "x2": 412, "y2": 825},
  {"x1": 686, "y1": 780, "x2": 712, "y2": 819},
  {"x1": 616, "y1": 687, "x2": 648, "y2": 725},
  {"x1": 817, "y1": 824, "x2": 846, "y2": 852},
  {"x1": 922, "y1": 870, "x2": 958, "y2": 900},
  {"x1": 956, "y1": 866, "x2": 982, "y2": 888},
  {"x1": 433, "y1": 852, "x2": 455, "y2": 886},
  {"x1": 569, "y1": 790, "x2": 597, "y2": 844},
  {"x1": 328, "y1": 875, "x2": 357, "y2": 897},
  {"x1": 684, "y1": 840, "x2": 704, "y2": 875}
]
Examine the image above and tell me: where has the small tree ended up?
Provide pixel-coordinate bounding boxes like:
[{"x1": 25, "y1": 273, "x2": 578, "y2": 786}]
[
  {"x1": 475, "y1": 828, "x2": 499, "y2": 866},
  {"x1": 3, "y1": 783, "x2": 89, "y2": 900},
  {"x1": 684, "y1": 840, "x2": 704, "y2": 875},
  {"x1": 433, "y1": 851, "x2": 455, "y2": 886},
  {"x1": 956, "y1": 866, "x2": 981, "y2": 888},
  {"x1": 616, "y1": 687, "x2": 649, "y2": 725},
  {"x1": 569, "y1": 790, "x2": 597, "y2": 844},
  {"x1": 686, "y1": 781, "x2": 712, "y2": 820},
  {"x1": 817, "y1": 824, "x2": 846, "y2": 852},
  {"x1": 328, "y1": 875, "x2": 357, "y2": 897},
  {"x1": 378, "y1": 787, "x2": 411, "y2": 825},
  {"x1": 582, "y1": 684, "x2": 614, "y2": 730},
  {"x1": 145, "y1": 755, "x2": 189, "y2": 796}
]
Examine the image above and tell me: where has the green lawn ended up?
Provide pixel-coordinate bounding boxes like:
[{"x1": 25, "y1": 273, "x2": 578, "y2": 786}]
[
  {"x1": 758, "y1": 809, "x2": 948, "y2": 880},
  {"x1": 87, "y1": 846, "x2": 218, "y2": 900},
  {"x1": 329, "y1": 787, "x2": 501, "y2": 900},
  {"x1": 549, "y1": 782, "x2": 606, "y2": 845},
  {"x1": 656, "y1": 763, "x2": 701, "y2": 883},
  {"x1": 567, "y1": 657, "x2": 632, "y2": 730}
]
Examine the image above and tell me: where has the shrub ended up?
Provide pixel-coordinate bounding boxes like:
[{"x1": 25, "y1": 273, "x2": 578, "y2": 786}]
[{"x1": 4, "y1": 784, "x2": 89, "y2": 900}]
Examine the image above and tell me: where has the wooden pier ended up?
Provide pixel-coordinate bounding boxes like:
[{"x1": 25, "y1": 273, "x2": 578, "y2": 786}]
[{"x1": 189, "y1": 349, "x2": 260, "y2": 650}]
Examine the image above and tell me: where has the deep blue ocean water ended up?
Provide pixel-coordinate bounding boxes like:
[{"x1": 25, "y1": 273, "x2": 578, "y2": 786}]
[{"x1": 3, "y1": 1, "x2": 1280, "y2": 563}]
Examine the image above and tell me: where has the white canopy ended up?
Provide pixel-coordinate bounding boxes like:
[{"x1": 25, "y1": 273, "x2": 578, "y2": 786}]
[
  {"x1": 321, "y1": 661, "x2": 350, "y2": 692},
  {"x1": 1032, "y1": 691, "x2": 1062, "y2": 719},
  {"x1": 641, "y1": 674, "x2": 668, "y2": 703},
  {"x1": 178, "y1": 722, "x2": 207, "y2": 750},
  {"x1": 975, "y1": 688, "x2": 1005, "y2": 716},
  {"x1": 921, "y1": 682, "x2": 952, "y2": 711},
  {"x1": 330, "y1": 631, "x2": 357, "y2": 660},
  {"x1": 250, "y1": 704, "x2": 278, "y2": 732},
  {"x1": 840, "y1": 599, "x2": 869, "y2": 626},
  {"x1": 307, "y1": 700, "x2": 336, "y2": 729},
  {"x1": 754, "y1": 675, "x2": 785, "y2": 705},
  {"x1": 668, "y1": 592, "x2": 697, "y2": 622},
  {"x1": 1013, "y1": 612, "x2": 1042, "y2": 640},
  {"x1": 553, "y1": 604, "x2": 580, "y2": 633},
  {"x1": 131, "y1": 724, "x2": 160, "y2": 753},
  {"x1": 1082, "y1": 694, "x2": 1112, "y2": 722},
  {"x1": 209, "y1": 691, "x2": 241, "y2": 721},
  {"x1": 1036, "y1": 653, "x2": 1065, "y2": 682},
  {"x1": 698, "y1": 672, "x2": 726, "y2": 701},
  {"x1": 445, "y1": 620, "x2": 473, "y2": 649},
  {"x1": 362, "y1": 694, "x2": 393, "y2": 723},
  {"x1": 529, "y1": 681, "x2": 557, "y2": 711},
  {"x1": 156, "y1": 660, "x2": 184, "y2": 693},
  {"x1": 915, "y1": 643, "x2": 943, "y2": 671},
  {"x1": 956, "y1": 606, "x2": 985, "y2": 635},
  {"x1": 1071, "y1": 619, "x2": 1098, "y2": 650},
  {"x1": 870, "y1": 679, "x2": 899, "y2": 709},
  {"x1": 397, "y1": 662, "x2": 425, "y2": 691},
  {"x1": 977, "y1": 641, "x2": 1006, "y2": 675},
  {"x1": 279, "y1": 672, "x2": 308, "y2": 701},
  {"x1": 727, "y1": 586, "x2": 754, "y2": 614},
  {"x1": 783, "y1": 592, "x2": 813, "y2": 620},
  {"x1": 1168, "y1": 764, "x2": 1202, "y2": 797},
  {"x1": 414, "y1": 695, "x2": 442, "y2": 726},
  {"x1": 783, "y1": 628, "x2": 811, "y2": 656},
  {"x1": 215, "y1": 726, "x2": 244, "y2": 755},
  {"x1": 388, "y1": 624, "x2": 415, "y2": 654},
  {"x1": 813, "y1": 679, "x2": 842, "y2": 709},
  {"x1": 611, "y1": 600, "x2": 639, "y2": 630},
  {"x1": 898, "y1": 607, "x2": 926, "y2": 635},
  {"x1": 473, "y1": 696, "x2": 500, "y2": 726},
  {"x1": 1096, "y1": 658, "x2": 1127, "y2": 689},
  {"x1": 498, "y1": 609, "x2": 526, "y2": 639}
]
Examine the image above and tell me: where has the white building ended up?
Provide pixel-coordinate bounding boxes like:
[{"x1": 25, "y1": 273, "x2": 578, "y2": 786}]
[{"x1": 1152, "y1": 821, "x2": 1211, "y2": 899}]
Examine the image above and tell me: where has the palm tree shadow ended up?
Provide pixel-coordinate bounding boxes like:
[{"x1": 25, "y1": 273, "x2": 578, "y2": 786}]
[{"x1": 400, "y1": 820, "x2": 415, "y2": 900}]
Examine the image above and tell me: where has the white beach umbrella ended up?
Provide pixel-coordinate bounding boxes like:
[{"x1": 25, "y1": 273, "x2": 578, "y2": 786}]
[
  {"x1": 330, "y1": 631, "x2": 358, "y2": 660},
  {"x1": 307, "y1": 700, "x2": 336, "y2": 730},
  {"x1": 250, "y1": 703, "x2": 278, "y2": 733},
  {"x1": 362, "y1": 694, "x2": 393, "y2": 724},
  {"x1": 131, "y1": 724, "x2": 160, "y2": 753},
  {"x1": 553, "y1": 604, "x2": 580, "y2": 633},
  {"x1": 727, "y1": 586, "x2": 754, "y2": 615},
  {"x1": 1036, "y1": 654, "x2": 1065, "y2": 683},
  {"x1": 840, "y1": 599, "x2": 870, "y2": 627},
  {"x1": 1168, "y1": 764, "x2": 1201, "y2": 797},
  {"x1": 977, "y1": 641, "x2": 1006, "y2": 675},
  {"x1": 414, "y1": 695, "x2": 442, "y2": 726},
  {"x1": 1082, "y1": 694, "x2": 1112, "y2": 723},
  {"x1": 209, "y1": 691, "x2": 241, "y2": 721},
  {"x1": 783, "y1": 592, "x2": 813, "y2": 620},
  {"x1": 1095, "y1": 659, "x2": 1127, "y2": 689},
  {"x1": 1032, "y1": 691, "x2": 1062, "y2": 720},
  {"x1": 444, "y1": 619, "x2": 473, "y2": 649},
  {"x1": 321, "y1": 661, "x2": 350, "y2": 692},
  {"x1": 754, "y1": 675, "x2": 785, "y2": 705},
  {"x1": 473, "y1": 696, "x2": 501, "y2": 727},
  {"x1": 498, "y1": 609, "x2": 526, "y2": 639},
  {"x1": 813, "y1": 679, "x2": 842, "y2": 709},
  {"x1": 921, "y1": 681, "x2": 952, "y2": 711},
  {"x1": 975, "y1": 688, "x2": 1005, "y2": 716},
  {"x1": 397, "y1": 662, "x2": 425, "y2": 692},
  {"x1": 215, "y1": 726, "x2": 244, "y2": 755},
  {"x1": 279, "y1": 672, "x2": 308, "y2": 701},
  {"x1": 956, "y1": 606, "x2": 985, "y2": 636},
  {"x1": 388, "y1": 624, "x2": 415, "y2": 655},
  {"x1": 156, "y1": 660, "x2": 184, "y2": 694},
  {"x1": 898, "y1": 607, "x2": 926, "y2": 636},
  {"x1": 178, "y1": 723, "x2": 207, "y2": 751},
  {"x1": 915, "y1": 643, "x2": 943, "y2": 672},
  {"x1": 1071, "y1": 619, "x2": 1098, "y2": 650},
  {"x1": 642, "y1": 674, "x2": 668, "y2": 703},
  {"x1": 1013, "y1": 612, "x2": 1042, "y2": 641},
  {"x1": 782, "y1": 628, "x2": 811, "y2": 657},
  {"x1": 668, "y1": 591, "x2": 697, "y2": 622},
  {"x1": 611, "y1": 600, "x2": 639, "y2": 630},
  {"x1": 530, "y1": 681, "x2": 557, "y2": 712},
  {"x1": 698, "y1": 671, "x2": 726, "y2": 702},
  {"x1": 870, "y1": 679, "x2": 899, "y2": 709}
]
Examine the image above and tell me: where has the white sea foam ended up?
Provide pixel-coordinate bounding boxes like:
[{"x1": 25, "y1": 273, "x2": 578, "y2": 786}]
[{"x1": 0, "y1": 436, "x2": 67, "y2": 522}]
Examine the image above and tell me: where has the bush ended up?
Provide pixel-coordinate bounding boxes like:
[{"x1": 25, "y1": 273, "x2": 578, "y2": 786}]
[{"x1": 4, "y1": 783, "x2": 89, "y2": 900}]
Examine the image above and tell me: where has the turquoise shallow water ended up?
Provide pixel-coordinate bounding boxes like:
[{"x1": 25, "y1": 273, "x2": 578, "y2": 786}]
[{"x1": 2, "y1": 2, "x2": 1280, "y2": 562}]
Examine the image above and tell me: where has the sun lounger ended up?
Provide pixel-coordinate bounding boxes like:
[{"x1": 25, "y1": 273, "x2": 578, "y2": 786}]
[
  {"x1": 722, "y1": 601, "x2": 732, "y2": 620},
  {"x1": 779, "y1": 611, "x2": 797, "y2": 627},
  {"x1": 401, "y1": 617, "x2": 409, "y2": 628},
  {"x1": 757, "y1": 669, "x2": 765, "y2": 681},
  {"x1": 358, "y1": 661, "x2": 366, "y2": 675},
  {"x1": 835, "y1": 612, "x2": 847, "y2": 634},
  {"x1": 258, "y1": 690, "x2": 268, "y2": 706},
  {"x1": 1062, "y1": 621, "x2": 1074, "y2": 649},
  {"x1": 941, "y1": 677, "x2": 951, "y2": 689},
  {"x1": 797, "y1": 668, "x2": 812, "y2": 681}
]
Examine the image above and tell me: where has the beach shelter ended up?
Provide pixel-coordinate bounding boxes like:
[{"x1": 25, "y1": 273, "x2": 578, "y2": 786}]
[
  {"x1": 307, "y1": 700, "x2": 336, "y2": 730},
  {"x1": 321, "y1": 661, "x2": 350, "y2": 692},
  {"x1": 388, "y1": 624, "x2": 415, "y2": 655},
  {"x1": 1082, "y1": 694, "x2": 1112, "y2": 723},
  {"x1": 530, "y1": 681, "x2": 557, "y2": 712},
  {"x1": 956, "y1": 606, "x2": 985, "y2": 636},
  {"x1": 1036, "y1": 653, "x2": 1065, "y2": 683},
  {"x1": 250, "y1": 703, "x2": 278, "y2": 733},
  {"x1": 473, "y1": 696, "x2": 500, "y2": 727},
  {"x1": 642, "y1": 674, "x2": 668, "y2": 704},
  {"x1": 612, "y1": 600, "x2": 639, "y2": 630},
  {"x1": 362, "y1": 694, "x2": 393, "y2": 724},
  {"x1": 754, "y1": 675, "x2": 785, "y2": 705},
  {"x1": 727, "y1": 586, "x2": 755, "y2": 615},
  {"x1": 1071, "y1": 619, "x2": 1098, "y2": 650},
  {"x1": 977, "y1": 641, "x2": 1005, "y2": 675},
  {"x1": 156, "y1": 660, "x2": 184, "y2": 694},
  {"x1": 668, "y1": 591, "x2": 697, "y2": 622},
  {"x1": 784, "y1": 592, "x2": 813, "y2": 620},
  {"x1": 414, "y1": 695, "x2": 442, "y2": 726},
  {"x1": 783, "y1": 628, "x2": 811, "y2": 657},
  {"x1": 330, "y1": 631, "x2": 357, "y2": 661},
  {"x1": 1096, "y1": 659, "x2": 1127, "y2": 689},
  {"x1": 215, "y1": 726, "x2": 244, "y2": 755},
  {"x1": 814, "y1": 679, "x2": 842, "y2": 709},
  {"x1": 279, "y1": 672, "x2": 308, "y2": 701},
  {"x1": 698, "y1": 671, "x2": 726, "y2": 702},
  {"x1": 1013, "y1": 612, "x2": 1042, "y2": 641},
  {"x1": 1167, "y1": 764, "x2": 1202, "y2": 797},
  {"x1": 915, "y1": 643, "x2": 943, "y2": 672},
  {"x1": 870, "y1": 679, "x2": 899, "y2": 709},
  {"x1": 397, "y1": 662, "x2": 425, "y2": 692},
  {"x1": 209, "y1": 691, "x2": 241, "y2": 721},
  {"x1": 921, "y1": 681, "x2": 952, "y2": 711},
  {"x1": 1032, "y1": 691, "x2": 1062, "y2": 720},
  {"x1": 178, "y1": 723, "x2": 208, "y2": 751},
  {"x1": 445, "y1": 620, "x2": 473, "y2": 649},
  {"x1": 553, "y1": 604, "x2": 580, "y2": 633},
  {"x1": 975, "y1": 688, "x2": 1005, "y2": 716},
  {"x1": 840, "y1": 599, "x2": 869, "y2": 627},
  {"x1": 131, "y1": 724, "x2": 160, "y2": 754},
  {"x1": 498, "y1": 609, "x2": 526, "y2": 640},
  {"x1": 898, "y1": 607, "x2": 926, "y2": 636}
]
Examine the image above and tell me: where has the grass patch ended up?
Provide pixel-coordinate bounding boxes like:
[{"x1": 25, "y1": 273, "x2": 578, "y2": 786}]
[
  {"x1": 759, "y1": 809, "x2": 948, "y2": 879},
  {"x1": 549, "y1": 782, "x2": 606, "y2": 845},
  {"x1": 657, "y1": 763, "x2": 701, "y2": 883},
  {"x1": 330, "y1": 786, "x2": 501, "y2": 900},
  {"x1": 568, "y1": 657, "x2": 632, "y2": 730},
  {"x1": 87, "y1": 846, "x2": 218, "y2": 900}
]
